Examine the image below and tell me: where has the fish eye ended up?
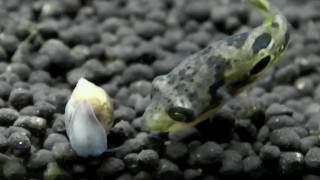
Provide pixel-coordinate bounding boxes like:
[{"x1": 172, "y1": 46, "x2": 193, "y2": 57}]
[
  {"x1": 250, "y1": 55, "x2": 271, "y2": 75},
  {"x1": 167, "y1": 106, "x2": 194, "y2": 122}
]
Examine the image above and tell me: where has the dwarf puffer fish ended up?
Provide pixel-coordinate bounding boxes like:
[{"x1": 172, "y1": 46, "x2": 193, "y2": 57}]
[
  {"x1": 142, "y1": 0, "x2": 290, "y2": 131},
  {"x1": 64, "y1": 78, "x2": 113, "y2": 157}
]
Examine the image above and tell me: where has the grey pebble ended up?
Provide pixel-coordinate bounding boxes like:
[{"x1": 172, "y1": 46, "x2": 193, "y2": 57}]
[
  {"x1": 157, "y1": 159, "x2": 182, "y2": 180},
  {"x1": 219, "y1": 150, "x2": 243, "y2": 176},
  {"x1": 52, "y1": 142, "x2": 76, "y2": 162},
  {"x1": 43, "y1": 162, "x2": 72, "y2": 180},
  {"x1": 5, "y1": 126, "x2": 31, "y2": 138},
  {"x1": 165, "y1": 141, "x2": 188, "y2": 161},
  {"x1": 0, "y1": 132, "x2": 7, "y2": 151},
  {"x1": 28, "y1": 70, "x2": 52, "y2": 85},
  {"x1": 116, "y1": 173, "x2": 133, "y2": 180},
  {"x1": 27, "y1": 149, "x2": 54, "y2": 169},
  {"x1": 0, "y1": 108, "x2": 19, "y2": 126},
  {"x1": 19, "y1": 106, "x2": 39, "y2": 116},
  {"x1": 305, "y1": 147, "x2": 320, "y2": 171},
  {"x1": 134, "y1": 21, "x2": 165, "y2": 40},
  {"x1": 43, "y1": 133, "x2": 69, "y2": 150},
  {"x1": 105, "y1": 60, "x2": 126, "y2": 76},
  {"x1": 134, "y1": 171, "x2": 152, "y2": 180},
  {"x1": 8, "y1": 132, "x2": 31, "y2": 154},
  {"x1": 34, "y1": 101, "x2": 56, "y2": 120},
  {"x1": 243, "y1": 155, "x2": 265, "y2": 178},
  {"x1": 278, "y1": 152, "x2": 304, "y2": 174},
  {"x1": 184, "y1": 168, "x2": 202, "y2": 180},
  {"x1": 0, "y1": 71, "x2": 20, "y2": 85},
  {"x1": 228, "y1": 141, "x2": 254, "y2": 158},
  {"x1": 122, "y1": 63, "x2": 154, "y2": 84},
  {"x1": 115, "y1": 133, "x2": 148, "y2": 158},
  {"x1": 272, "y1": 86, "x2": 299, "y2": 103},
  {"x1": 257, "y1": 126, "x2": 270, "y2": 143},
  {"x1": 98, "y1": 157, "x2": 125, "y2": 177},
  {"x1": 0, "y1": 34, "x2": 19, "y2": 56},
  {"x1": 265, "y1": 103, "x2": 294, "y2": 118},
  {"x1": 29, "y1": 54, "x2": 51, "y2": 70},
  {"x1": 6, "y1": 63, "x2": 31, "y2": 81},
  {"x1": 168, "y1": 127, "x2": 200, "y2": 142},
  {"x1": 39, "y1": 39, "x2": 75, "y2": 72},
  {"x1": 270, "y1": 128, "x2": 301, "y2": 150},
  {"x1": 70, "y1": 45, "x2": 90, "y2": 66},
  {"x1": 0, "y1": 81, "x2": 12, "y2": 100},
  {"x1": 124, "y1": 153, "x2": 140, "y2": 173},
  {"x1": 66, "y1": 67, "x2": 95, "y2": 86},
  {"x1": 14, "y1": 116, "x2": 47, "y2": 132},
  {"x1": 176, "y1": 41, "x2": 200, "y2": 55},
  {"x1": 129, "y1": 80, "x2": 152, "y2": 97},
  {"x1": 260, "y1": 145, "x2": 280, "y2": 162},
  {"x1": 267, "y1": 115, "x2": 296, "y2": 130},
  {"x1": 138, "y1": 149, "x2": 159, "y2": 169},
  {"x1": 111, "y1": 120, "x2": 136, "y2": 140},
  {"x1": 301, "y1": 136, "x2": 320, "y2": 154},
  {"x1": 2, "y1": 158, "x2": 26, "y2": 180},
  {"x1": 51, "y1": 114, "x2": 66, "y2": 133},
  {"x1": 189, "y1": 141, "x2": 223, "y2": 167},
  {"x1": 9, "y1": 88, "x2": 33, "y2": 110},
  {"x1": 114, "y1": 106, "x2": 136, "y2": 121}
]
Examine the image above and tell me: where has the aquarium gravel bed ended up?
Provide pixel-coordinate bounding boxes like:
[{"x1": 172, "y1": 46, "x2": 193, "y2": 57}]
[{"x1": 0, "y1": 0, "x2": 320, "y2": 179}]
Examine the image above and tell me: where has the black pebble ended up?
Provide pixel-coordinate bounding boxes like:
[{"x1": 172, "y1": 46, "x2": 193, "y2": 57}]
[
  {"x1": 98, "y1": 157, "x2": 125, "y2": 178},
  {"x1": 114, "y1": 106, "x2": 137, "y2": 122},
  {"x1": 189, "y1": 141, "x2": 223, "y2": 168},
  {"x1": 270, "y1": 128, "x2": 301, "y2": 150},
  {"x1": 122, "y1": 63, "x2": 154, "y2": 84},
  {"x1": 165, "y1": 141, "x2": 188, "y2": 161},
  {"x1": 9, "y1": 88, "x2": 33, "y2": 110},
  {"x1": 219, "y1": 150, "x2": 243, "y2": 176},
  {"x1": 184, "y1": 168, "x2": 203, "y2": 180},
  {"x1": 243, "y1": 155, "x2": 266, "y2": 178},
  {"x1": 27, "y1": 149, "x2": 54, "y2": 169},
  {"x1": 138, "y1": 149, "x2": 159, "y2": 169},
  {"x1": 8, "y1": 132, "x2": 31, "y2": 155},
  {"x1": 260, "y1": 145, "x2": 280, "y2": 162},
  {"x1": 305, "y1": 147, "x2": 320, "y2": 171},
  {"x1": 278, "y1": 152, "x2": 304, "y2": 175},
  {"x1": 0, "y1": 108, "x2": 19, "y2": 126},
  {"x1": 0, "y1": 81, "x2": 11, "y2": 100},
  {"x1": 300, "y1": 136, "x2": 320, "y2": 154},
  {"x1": 157, "y1": 159, "x2": 182, "y2": 180}
]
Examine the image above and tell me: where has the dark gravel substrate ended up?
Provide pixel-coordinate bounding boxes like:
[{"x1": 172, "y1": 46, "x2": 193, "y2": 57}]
[{"x1": 0, "y1": 0, "x2": 320, "y2": 179}]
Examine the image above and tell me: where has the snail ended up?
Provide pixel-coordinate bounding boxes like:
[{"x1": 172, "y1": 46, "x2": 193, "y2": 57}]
[{"x1": 64, "y1": 78, "x2": 113, "y2": 157}]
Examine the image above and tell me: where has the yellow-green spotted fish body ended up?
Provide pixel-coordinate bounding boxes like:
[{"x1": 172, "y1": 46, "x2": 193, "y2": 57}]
[{"x1": 142, "y1": 0, "x2": 290, "y2": 132}]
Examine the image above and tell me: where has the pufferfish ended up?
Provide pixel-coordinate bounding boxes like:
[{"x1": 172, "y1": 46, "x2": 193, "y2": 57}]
[
  {"x1": 64, "y1": 78, "x2": 113, "y2": 157},
  {"x1": 142, "y1": 0, "x2": 290, "y2": 131}
]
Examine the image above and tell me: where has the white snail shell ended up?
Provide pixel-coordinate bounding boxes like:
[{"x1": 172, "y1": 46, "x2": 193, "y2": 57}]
[{"x1": 64, "y1": 78, "x2": 113, "y2": 157}]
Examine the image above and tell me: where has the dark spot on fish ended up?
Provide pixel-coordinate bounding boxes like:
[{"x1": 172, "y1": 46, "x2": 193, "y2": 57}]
[
  {"x1": 226, "y1": 32, "x2": 249, "y2": 48},
  {"x1": 208, "y1": 79, "x2": 225, "y2": 106},
  {"x1": 206, "y1": 55, "x2": 230, "y2": 74},
  {"x1": 167, "y1": 106, "x2": 195, "y2": 122},
  {"x1": 178, "y1": 69, "x2": 186, "y2": 77},
  {"x1": 167, "y1": 74, "x2": 177, "y2": 85},
  {"x1": 250, "y1": 55, "x2": 270, "y2": 75},
  {"x1": 271, "y1": 22, "x2": 279, "y2": 28},
  {"x1": 175, "y1": 83, "x2": 187, "y2": 92},
  {"x1": 252, "y1": 33, "x2": 272, "y2": 54}
]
